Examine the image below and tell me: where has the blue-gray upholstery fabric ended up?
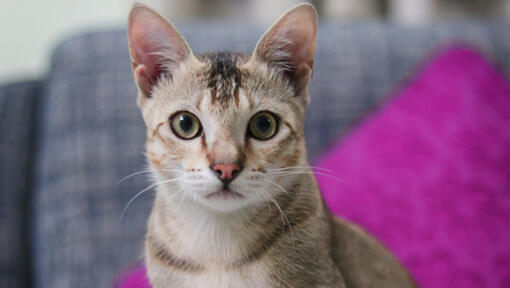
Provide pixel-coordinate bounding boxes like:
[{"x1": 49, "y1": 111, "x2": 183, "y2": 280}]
[
  {"x1": 0, "y1": 80, "x2": 41, "y2": 288},
  {"x1": 9, "y1": 22, "x2": 510, "y2": 288}
]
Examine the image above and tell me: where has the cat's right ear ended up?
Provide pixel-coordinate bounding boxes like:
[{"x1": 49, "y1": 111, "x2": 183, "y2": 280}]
[
  {"x1": 128, "y1": 4, "x2": 194, "y2": 101},
  {"x1": 251, "y1": 3, "x2": 317, "y2": 103}
]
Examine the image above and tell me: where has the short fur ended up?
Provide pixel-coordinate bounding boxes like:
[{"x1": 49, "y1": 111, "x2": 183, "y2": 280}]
[{"x1": 127, "y1": 3, "x2": 416, "y2": 287}]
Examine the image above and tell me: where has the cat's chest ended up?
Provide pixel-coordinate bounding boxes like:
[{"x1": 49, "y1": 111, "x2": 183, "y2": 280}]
[
  {"x1": 178, "y1": 265, "x2": 272, "y2": 288},
  {"x1": 147, "y1": 258, "x2": 273, "y2": 288}
]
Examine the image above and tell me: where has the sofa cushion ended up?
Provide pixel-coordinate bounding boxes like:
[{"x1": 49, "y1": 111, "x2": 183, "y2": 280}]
[
  {"x1": 0, "y1": 80, "x2": 41, "y2": 288},
  {"x1": 317, "y1": 46, "x2": 510, "y2": 287},
  {"x1": 32, "y1": 22, "x2": 510, "y2": 288}
]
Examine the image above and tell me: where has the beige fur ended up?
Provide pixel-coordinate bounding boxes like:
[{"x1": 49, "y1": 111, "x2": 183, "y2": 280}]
[{"x1": 127, "y1": 3, "x2": 416, "y2": 287}]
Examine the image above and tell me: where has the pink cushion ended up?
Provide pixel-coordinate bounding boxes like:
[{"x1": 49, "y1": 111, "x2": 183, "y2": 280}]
[
  {"x1": 113, "y1": 263, "x2": 150, "y2": 288},
  {"x1": 115, "y1": 46, "x2": 510, "y2": 288},
  {"x1": 316, "y1": 46, "x2": 510, "y2": 288}
]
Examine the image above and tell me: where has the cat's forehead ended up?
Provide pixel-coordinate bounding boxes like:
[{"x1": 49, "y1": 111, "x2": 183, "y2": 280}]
[{"x1": 198, "y1": 51, "x2": 249, "y2": 104}]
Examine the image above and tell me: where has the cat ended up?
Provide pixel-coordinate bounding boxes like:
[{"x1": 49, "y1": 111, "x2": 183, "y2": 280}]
[{"x1": 127, "y1": 3, "x2": 416, "y2": 287}]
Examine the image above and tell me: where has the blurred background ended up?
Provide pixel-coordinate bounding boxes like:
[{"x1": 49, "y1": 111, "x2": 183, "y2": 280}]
[
  {"x1": 1, "y1": 1, "x2": 510, "y2": 288},
  {"x1": 1, "y1": 0, "x2": 510, "y2": 85}
]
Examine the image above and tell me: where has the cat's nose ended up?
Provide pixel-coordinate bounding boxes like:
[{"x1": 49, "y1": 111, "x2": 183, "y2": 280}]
[{"x1": 211, "y1": 163, "x2": 242, "y2": 184}]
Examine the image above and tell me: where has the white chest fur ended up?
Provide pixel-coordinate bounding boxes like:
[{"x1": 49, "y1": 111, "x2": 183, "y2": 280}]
[
  {"x1": 147, "y1": 260, "x2": 273, "y2": 288},
  {"x1": 185, "y1": 266, "x2": 271, "y2": 288}
]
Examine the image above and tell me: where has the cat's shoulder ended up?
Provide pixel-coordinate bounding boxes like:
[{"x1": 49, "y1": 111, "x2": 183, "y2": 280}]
[{"x1": 330, "y1": 216, "x2": 417, "y2": 288}]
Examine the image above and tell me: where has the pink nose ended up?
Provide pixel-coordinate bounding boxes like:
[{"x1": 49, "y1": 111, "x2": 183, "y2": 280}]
[{"x1": 212, "y1": 163, "x2": 242, "y2": 181}]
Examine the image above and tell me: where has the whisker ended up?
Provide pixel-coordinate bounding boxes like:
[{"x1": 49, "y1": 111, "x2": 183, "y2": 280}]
[
  {"x1": 117, "y1": 170, "x2": 152, "y2": 185},
  {"x1": 120, "y1": 177, "x2": 183, "y2": 220},
  {"x1": 258, "y1": 190, "x2": 284, "y2": 222},
  {"x1": 267, "y1": 166, "x2": 334, "y2": 173},
  {"x1": 262, "y1": 178, "x2": 290, "y2": 194},
  {"x1": 190, "y1": 186, "x2": 199, "y2": 206},
  {"x1": 269, "y1": 171, "x2": 344, "y2": 183},
  {"x1": 259, "y1": 182, "x2": 294, "y2": 239},
  {"x1": 176, "y1": 189, "x2": 187, "y2": 211},
  {"x1": 252, "y1": 186, "x2": 273, "y2": 213},
  {"x1": 159, "y1": 187, "x2": 185, "y2": 210},
  {"x1": 117, "y1": 168, "x2": 181, "y2": 185}
]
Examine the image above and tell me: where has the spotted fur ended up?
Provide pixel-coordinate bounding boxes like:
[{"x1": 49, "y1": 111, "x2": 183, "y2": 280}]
[{"x1": 127, "y1": 3, "x2": 416, "y2": 288}]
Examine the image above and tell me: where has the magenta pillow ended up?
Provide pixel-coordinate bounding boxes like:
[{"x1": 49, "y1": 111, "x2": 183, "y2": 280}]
[
  {"x1": 114, "y1": 263, "x2": 150, "y2": 288},
  {"x1": 316, "y1": 46, "x2": 510, "y2": 288},
  {"x1": 115, "y1": 46, "x2": 510, "y2": 288}
]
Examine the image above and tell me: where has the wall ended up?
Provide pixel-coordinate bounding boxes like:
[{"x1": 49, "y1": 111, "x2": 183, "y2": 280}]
[
  {"x1": 0, "y1": 0, "x2": 133, "y2": 84},
  {"x1": 1, "y1": 0, "x2": 508, "y2": 85}
]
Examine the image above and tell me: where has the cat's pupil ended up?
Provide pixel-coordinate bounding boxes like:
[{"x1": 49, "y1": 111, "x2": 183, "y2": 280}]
[
  {"x1": 179, "y1": 115, "x2": 193, "y2": 132},
  {"x1": 256, "y1": 116, "x2": 271, "y2": 133}
]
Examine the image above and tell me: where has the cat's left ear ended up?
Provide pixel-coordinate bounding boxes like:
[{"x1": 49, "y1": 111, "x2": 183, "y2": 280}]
[
  {"x1": 127, "y1": 4, "x2": 195, "y2": 105},
  {"x1": 252, "y1": 3, "x2": 317, "y2": 103}
]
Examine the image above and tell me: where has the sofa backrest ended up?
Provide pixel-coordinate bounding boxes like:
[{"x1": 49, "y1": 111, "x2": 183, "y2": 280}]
[{"x1": 0, "y1": 80, "x2": 41, "y2": 288}]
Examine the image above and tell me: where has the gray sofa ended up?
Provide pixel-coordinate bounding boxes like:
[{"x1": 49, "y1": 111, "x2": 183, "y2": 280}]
[{"x1": 1, "y1": 22, "x2": 509, "y2": 288}]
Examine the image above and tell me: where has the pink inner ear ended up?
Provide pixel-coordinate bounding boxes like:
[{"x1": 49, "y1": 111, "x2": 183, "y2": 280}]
[
  {"x1": 130, "y1": 38, "x2": 158, "y2": 83},
  {"x1": 133, "y1": 64, "x2": 158, "y2": 97},
  {"x1": 129, "y1": 23, "x2": 167, "y2": 93},
  {"x1": 128, "y1": 6, "x2": 191, "y2": 96},
  {"x1": 254, "y1": 5, "x2": 316, "y2": 93},
  {"x1": 290, "y1": 22, "x2": 316, "y2": 69}
]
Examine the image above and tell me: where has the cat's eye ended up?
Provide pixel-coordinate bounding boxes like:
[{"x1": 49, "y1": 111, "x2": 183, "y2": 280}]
[
  {"x1": 170, "y1": 111, "x2": 202, "y2": 140},
  {"x1": 248, "y1": 111, "x2": 278, "y2": 140}
]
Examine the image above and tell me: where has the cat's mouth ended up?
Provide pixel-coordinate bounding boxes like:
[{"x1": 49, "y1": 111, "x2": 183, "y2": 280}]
[{"x1": 206, "y1": 188, "x2": 244, "y2": 200}]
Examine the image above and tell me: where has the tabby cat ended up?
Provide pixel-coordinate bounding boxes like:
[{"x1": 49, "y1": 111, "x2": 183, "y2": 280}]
[{"x1": 127, "y1": 3, "x2": 416, "y2": 287}]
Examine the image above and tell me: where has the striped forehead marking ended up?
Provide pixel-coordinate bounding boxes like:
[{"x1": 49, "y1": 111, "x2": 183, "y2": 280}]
[{"x1": 199, "y1": 51, "x2": 247, "y2": 103}]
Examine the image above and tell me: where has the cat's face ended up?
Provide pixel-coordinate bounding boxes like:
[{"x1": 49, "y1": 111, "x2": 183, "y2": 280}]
[{"x1": 128, "y1": 4, "x2": 317, "y2": 212}]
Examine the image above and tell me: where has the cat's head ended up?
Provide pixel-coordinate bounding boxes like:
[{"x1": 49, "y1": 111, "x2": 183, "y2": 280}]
[{"x1": 127, "y1": 3, "x2": 317, "y2": 212}]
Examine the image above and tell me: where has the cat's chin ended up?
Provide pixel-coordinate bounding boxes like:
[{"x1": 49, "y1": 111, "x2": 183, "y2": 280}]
[
  {"x1": 206, "y1": 188, "x2": 244, "y2": 200},
  {"x1": 198, "y1": 188, "x2": 249, "y2": 212}
]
